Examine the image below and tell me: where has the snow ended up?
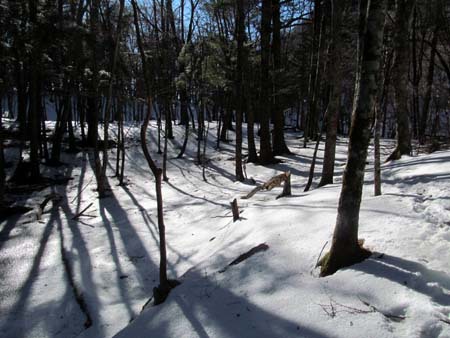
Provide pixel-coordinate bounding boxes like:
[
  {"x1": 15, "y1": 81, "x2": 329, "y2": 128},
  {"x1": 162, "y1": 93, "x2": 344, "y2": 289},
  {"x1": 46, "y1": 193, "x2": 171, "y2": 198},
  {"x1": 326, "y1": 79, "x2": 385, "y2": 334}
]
[{"x1": 1, "y1": 122, "x2": 449, "y2": 338}]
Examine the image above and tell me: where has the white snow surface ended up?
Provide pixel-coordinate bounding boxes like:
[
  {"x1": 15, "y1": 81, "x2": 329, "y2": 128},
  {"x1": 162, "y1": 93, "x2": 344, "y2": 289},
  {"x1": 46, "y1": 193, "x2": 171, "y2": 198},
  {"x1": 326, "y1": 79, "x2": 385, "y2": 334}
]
[{"x1": 1, "y1": 122, "x2": 449, "y2": 338}]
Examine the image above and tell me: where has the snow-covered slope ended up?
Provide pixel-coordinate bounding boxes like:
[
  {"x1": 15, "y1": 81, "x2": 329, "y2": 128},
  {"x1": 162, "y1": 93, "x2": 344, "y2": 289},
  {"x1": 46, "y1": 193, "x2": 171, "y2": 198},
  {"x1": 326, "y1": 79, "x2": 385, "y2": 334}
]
[
  {"x1": 1, "y1": 124, "x2": 449, "y2": 338},
  {"x1": 112, "y1": 144, "x2": 450, "y2": 338}
]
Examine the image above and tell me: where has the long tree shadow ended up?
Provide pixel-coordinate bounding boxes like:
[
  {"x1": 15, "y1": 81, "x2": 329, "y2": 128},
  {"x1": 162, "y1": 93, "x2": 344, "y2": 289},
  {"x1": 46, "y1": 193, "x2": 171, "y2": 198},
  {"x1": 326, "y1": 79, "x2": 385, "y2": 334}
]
[
  {"x1": 97, "y1": 192, "x2": 160, "y2": 294},
  {"x1": 98, "y1": 200, "x2": 136, "y2": 320},
  {"x1": 58, "y1": 191, "x2": 105, "y2": 338},
  {"x1": 119, "y1": 184, "x2": 194, "y2": 279},
  {"x1": 353, "y1": 254, "x2": 450, "y2": 306},
  {"x1": 0, "y1": 212, "x2": 55, "y2": 338},
  {"x1": 0, "y1": 213, "x2": 22, "y2": 251},
  {"x1": 166, "y1": 180, "x2": 229, "y2": 208},
  {"x1": 115, "y1": 268, "x2": 329, "y2": 338},
  {"x1": 0, "y1": 193, "x2": 89, "y2": 338}
]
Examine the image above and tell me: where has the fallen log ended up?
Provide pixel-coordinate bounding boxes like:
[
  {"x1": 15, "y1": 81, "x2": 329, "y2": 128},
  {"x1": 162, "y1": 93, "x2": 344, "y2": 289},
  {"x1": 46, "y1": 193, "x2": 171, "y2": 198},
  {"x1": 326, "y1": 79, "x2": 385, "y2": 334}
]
[{"x1": 241, "y1": 171, "x2": 291, "y2": 199}]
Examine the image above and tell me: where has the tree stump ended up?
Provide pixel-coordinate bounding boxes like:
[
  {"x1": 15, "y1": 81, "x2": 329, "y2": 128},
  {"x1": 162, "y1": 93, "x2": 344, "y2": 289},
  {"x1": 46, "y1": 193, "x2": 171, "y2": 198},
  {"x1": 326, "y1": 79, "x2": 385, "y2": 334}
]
[{"x1": 230, "y1": 198, "x2": 239, "y2": 222}]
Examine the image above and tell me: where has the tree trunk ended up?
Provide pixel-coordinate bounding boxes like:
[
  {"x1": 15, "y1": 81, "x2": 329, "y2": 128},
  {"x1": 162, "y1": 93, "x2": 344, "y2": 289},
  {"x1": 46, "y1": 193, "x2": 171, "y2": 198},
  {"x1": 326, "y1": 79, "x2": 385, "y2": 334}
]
[
  {"x1": 98, "y1": 0, "x2": 125, "y2": 196},
  {"x1": 271, "y1": 0, "x2": 290, "y2": 156},
  {"x1": 419, "y1": 6, "x2": 439, "y2": 144},
  {"x1": 29, "y1": 59, "x2": 41, "y2": 182},
  {"x1": 387, "y1": 0, "x2": 416, "y2": 160},
  {"x1": 0, "y1": 115, "x2": 5, "y2": 207},
  {"x1": 320, "y1": 0, "x2": 387, "y2": 277},
  {"x1": 259, "y1": 0, "x2": 275, "y2": 164},
  {"x1": 50, "y1": 92, "x2": 70, "y2": 164},
  {"x1": 319, "y1": 1, "x2": 345, "y2": 187},
  {"x1": 234, "y1": 0, "x2": 245, "y2": 181},
  {"x1": 374, "y1": 104, "x2": 382, "y2": 196},
  {"x1": 131, "y1": 0, "x2": 176, "y2": 304},
  {"x1": 246, "y1": 99, "x2": 258, "y2": 163}
]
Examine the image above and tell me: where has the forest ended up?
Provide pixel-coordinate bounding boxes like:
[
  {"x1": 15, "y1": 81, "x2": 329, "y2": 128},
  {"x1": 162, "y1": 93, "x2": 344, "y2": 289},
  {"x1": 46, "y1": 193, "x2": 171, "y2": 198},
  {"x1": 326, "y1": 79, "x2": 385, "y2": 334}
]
[{"x1": 0, "y1": 0, "x2": 449, "y2": 337}]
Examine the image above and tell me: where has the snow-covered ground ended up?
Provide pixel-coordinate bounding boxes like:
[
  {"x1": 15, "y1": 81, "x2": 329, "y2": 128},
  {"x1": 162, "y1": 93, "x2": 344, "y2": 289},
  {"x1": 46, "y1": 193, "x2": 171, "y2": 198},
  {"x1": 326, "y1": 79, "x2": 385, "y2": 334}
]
[{"x1": 1, "y1": 122, "x2": 449, "y2": 338}]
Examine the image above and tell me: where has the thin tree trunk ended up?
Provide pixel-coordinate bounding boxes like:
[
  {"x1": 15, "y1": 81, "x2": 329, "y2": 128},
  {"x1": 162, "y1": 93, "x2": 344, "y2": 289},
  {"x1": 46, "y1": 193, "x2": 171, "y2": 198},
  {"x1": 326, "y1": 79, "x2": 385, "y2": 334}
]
[
  {"x1": 319, "y1": 1, "x2": 345, "y2": 187},
  {"x1": 305, "y1": 107, "x2": 326, "y2": 192},
  {"x1": 0, "y1": 115, "x2": 5, "y2": 207},
  {"x1": 234, "y1": 0, "x2": 245, "y2": 181},
  {"x1": 246, "y1": 99, "x2": 258, "y2": 163},
  {"x1": 131, "y1": 0, "x2": 176, "y2": 303},
  {"x1": 419, "y1": 9, "x2": 439, "y2": 144},
  {"x1": 50, "y1": 92, "x2": 70, "y2": 164},
  {"x1": 98, "y1": 0, "x2": 125, "y2": 196},
  {"x1": 374, "y1": 104, "x2": 382, "y2": 196}
]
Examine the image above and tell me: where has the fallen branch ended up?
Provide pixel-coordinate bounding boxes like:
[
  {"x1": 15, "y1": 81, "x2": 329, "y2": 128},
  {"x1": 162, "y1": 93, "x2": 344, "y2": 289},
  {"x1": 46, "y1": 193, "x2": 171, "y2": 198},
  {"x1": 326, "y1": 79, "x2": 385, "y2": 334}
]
[
  {"x1": 358, "y1": 298, "x2": 406, "y2": 322},
  {"x1": 242, "y1": 171, "x2": 291, "y2": 199},
  {"x1": 315, "y1": 241, "x2": 328, "y2": 268},
  {"x1": 37, "y1": 193, "x2": 62, "y2": 220},
  {"x1": 72, "y1": 202, "x2": 94, "y2": 220},
  {"x1": 219, "y1": 243, "x2": 269, "y2": 273}
]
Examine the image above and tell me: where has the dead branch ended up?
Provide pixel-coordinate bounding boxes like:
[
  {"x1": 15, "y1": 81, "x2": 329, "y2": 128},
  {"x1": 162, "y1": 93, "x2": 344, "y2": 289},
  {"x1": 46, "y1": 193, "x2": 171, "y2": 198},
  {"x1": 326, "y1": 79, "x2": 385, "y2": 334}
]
[
  {"x1": 241, "y1": 171, "x2": 291, "y2": 199},
  {"x1": 37, "y1": 193, "x2": 62, "y2": 220},
  {"x1": 315, "y1": 241, "x2": 328, "y2": 268},
  {"x1": 219, "y1": 243, "x2": 269, "y2": 273},
  {"x1": 72, "y1": 202, "x2": 94, "y2": 220},
  {"x1": 358, "y1": 298, "x2": 406, "y2": 322}
]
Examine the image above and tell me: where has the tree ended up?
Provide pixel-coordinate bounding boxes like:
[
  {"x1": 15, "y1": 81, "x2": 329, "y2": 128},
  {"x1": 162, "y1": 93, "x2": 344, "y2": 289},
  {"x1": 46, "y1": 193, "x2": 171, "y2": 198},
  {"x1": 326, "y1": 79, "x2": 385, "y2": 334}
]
[
  {"x1": 320, "y1": 0, "x2": 387, "y2": 277},
  {"x1": 418, "y1": 0, "x2": 442, "y2": 144},
  {"x1": 387, "y1": 0, "x2": 416, "y2": 160},
  {"x1": 259, "y1": 0, "x2": 276, "y2": 164},
  {"x1": 271, "y1": 0, "x2": 290, "y2": 156},
  {"x1": 131, "y1": 0, "x2": 178, "y2": 304},
  {"x1": 319, "y1": 0, "x2": 346, "y2": 187},
  {"x1": 234, "y1": 0, "x2": 245, "y2": 181},
  {"x1": 28, "y1": 0, "x2": 42, "y2": 182}
]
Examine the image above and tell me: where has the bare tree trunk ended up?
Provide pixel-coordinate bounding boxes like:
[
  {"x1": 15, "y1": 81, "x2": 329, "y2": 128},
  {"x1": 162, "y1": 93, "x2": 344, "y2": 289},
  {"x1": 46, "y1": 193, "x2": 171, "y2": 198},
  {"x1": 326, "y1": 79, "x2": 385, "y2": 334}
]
[
  {"x1": 246, "y1": 99, "x2": 258, "y2": 163},
  {"x1": 163, "y1": 102, "x2": 170, "y2": 182},
  {"x1": 131, "y1": 0, "x2": 177, "y2": 304},
  {"x1": 374, "y1": 104, "x2": 382, "y2": 196},
  {"x1": 320, "y1": 0, "x2": 387, "y2": 277},
  {"x1": 319, "y1": 1, "x2": 345, "y2": 187},
  {"x1": 387, "y1": 0, "x2": 416, "y2": 161},
  {"x1": 67, "y1": 103, "x2": 76, "y2": 152},
  {"x1": 0, "y1": 115, "x2": 5, "y2": 207},
  {"x1": 259, "y1": 0, "x2": 275, "y2": 164},
  {"x1": 98, "y1": 0, "x2": 125, "y2": 196},
  {"x1": 374, "y1": 49, "x2": 393, "y2": 196},
  {"x1": 271, "y1": 0, "x2": 290, "y2": 156},
  {"x1": 29, "y1": 57, "x2": 41, "y2": 182},
  {"x1": 50, "y1": 91, "x2": 70, "y2": 164},
  {"x1": 419, "y1": 3, "x2": 440, "y2": 144},
  {"x1": 234, "y1": 0, "x2": 245, "y2": 181},
  {"x1": 177, "y1": 115, "x2": 189, "y2": 158}
]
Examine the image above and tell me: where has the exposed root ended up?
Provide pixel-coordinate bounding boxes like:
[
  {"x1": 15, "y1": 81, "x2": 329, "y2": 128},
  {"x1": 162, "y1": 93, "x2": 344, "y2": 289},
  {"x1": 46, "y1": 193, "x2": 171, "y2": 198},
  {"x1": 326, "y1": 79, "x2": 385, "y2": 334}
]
[
  {"x1": 319, "y1": 240, "x2": 371, "y2": 277},
  {"x1": 153, "y1": 279, "x2": 181, "y2": 306}
]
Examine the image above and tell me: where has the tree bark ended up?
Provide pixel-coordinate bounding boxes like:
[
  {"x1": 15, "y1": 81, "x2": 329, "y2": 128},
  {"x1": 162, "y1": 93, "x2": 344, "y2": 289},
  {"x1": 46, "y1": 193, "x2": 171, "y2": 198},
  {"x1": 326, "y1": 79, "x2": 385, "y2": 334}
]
[
  {"x1": 387, "y1": 0, "x2": 416, "y2": 160},
  {"x1": 319, "y1": 1, "x2": 345, "y2": 187},
  {"x1": 259, "y1": 0, "x2": 275, "y2": 164},
  {"x1": 234, "y1": 0, "x2": 245, "y2": 181},
  {"x1": 131, "y1": 0, "x2": 175, "y2": 302},
  {"x1": 0, "y1": 115, "x2": 5, "y2": 207},
  {"x1": 419, "y1": 2, "x2": 440, "y2": 144},
  {"x1": 271, "y1": 0, "x2": 290, "y2": 156},
  {"x1": 320, "y1": 0, "x2": 387, "y2": 277}
]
